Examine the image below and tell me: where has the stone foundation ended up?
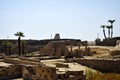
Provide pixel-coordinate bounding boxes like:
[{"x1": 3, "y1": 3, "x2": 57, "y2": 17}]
[{"x1": 75, "y1": 58, "x2": 120, "y2": 73}]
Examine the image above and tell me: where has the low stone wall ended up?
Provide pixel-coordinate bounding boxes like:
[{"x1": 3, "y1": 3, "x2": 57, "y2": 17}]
[
  {"x1": 75, "y1": 58, "x2": 120, "y2": 73},
  {"x1": 56, "y1": 63, "x2": 69, "y2": 68},
  {"x1": 19, "y1": 57, "x2": 40, "y2": 62},
  {"x1": 4, "y1": 58, "x2": 40, "y2": 65}
]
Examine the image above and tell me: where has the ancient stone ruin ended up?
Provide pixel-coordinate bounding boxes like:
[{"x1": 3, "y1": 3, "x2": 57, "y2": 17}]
[
  {"x1": 39, "y1": 40, "x2": 93, "y2": 59},
  {"x1": 0, "y1": 57, "x2": 86, "y2": 80},
  {"x1": 40, "y1": 41, "x2": 69, "y2": 57}
]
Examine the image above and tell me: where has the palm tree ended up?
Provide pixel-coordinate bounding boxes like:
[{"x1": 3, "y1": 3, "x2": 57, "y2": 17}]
[
  {"x1": 108, "y1": 20, "x2": 115, "y2": 38},
  {"x1": 21, "y1": 40, "x2": 27, "y2": 55},
  {"x1": 106, "y1": 26, "x2": 111, "y2": 39},
  {"x1": 100, "y1": 25, "x2": 107, "y2": 40},
  {"x1": 14, "y1": 31, "x2": 25, "y2": 56}
]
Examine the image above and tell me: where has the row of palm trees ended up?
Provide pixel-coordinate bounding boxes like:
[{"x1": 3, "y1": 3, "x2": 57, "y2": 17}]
[{"x1": 100, "y1": 20, "x2": 115, "y2": 40}]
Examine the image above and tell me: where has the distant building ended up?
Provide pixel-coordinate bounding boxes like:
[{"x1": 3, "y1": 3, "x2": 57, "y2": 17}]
[{"x1": 54, "y1": 33, "x2": 60, "y2": 39}]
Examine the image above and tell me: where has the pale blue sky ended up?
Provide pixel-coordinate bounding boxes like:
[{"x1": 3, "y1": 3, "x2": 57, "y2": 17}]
[{"x1": 0, "y1": 0, "x2": 120, "y2": 41}]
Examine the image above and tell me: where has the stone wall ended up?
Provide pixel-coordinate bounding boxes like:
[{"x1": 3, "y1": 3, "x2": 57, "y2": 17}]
[
  {"x1": 75, "y1": 58, "x2": 120, "y2": 73},
  {"x1": 0, "y1": 65, "x2": 22, "y2": 79},
  {"x1": 23, "y1": 65, "x2": 57, "y2": 80},
  {"x1": 96, "y1": 39, "x2": 116, "y2": 46}
]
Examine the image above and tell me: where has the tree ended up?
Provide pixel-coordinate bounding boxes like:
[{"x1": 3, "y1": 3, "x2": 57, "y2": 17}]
[
  {"x1": 108, "y1": 20, "x2": 115, "y2": 38},
  {"x1": 2, "y1": 41, "x2": 13, "y2": 55},
  {"x1": 106, "y1": 25, "x2": 111, "y2": 39},
  {"x1": 100, "y1": 25, "x2": 107, "y2": 40},
  {"x1": 21, "y1": 40, "x2": 27, "y2": 55},
  {"x1": 14, "y1": 31, "x2": 25, "y2": 56},
  {"x1": 7, "y1": 42, "x2": 13, "y2": 55}
]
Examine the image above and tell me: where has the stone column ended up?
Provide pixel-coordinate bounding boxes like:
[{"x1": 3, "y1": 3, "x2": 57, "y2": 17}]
[
  {"x1": 70, "y1": 43, "x2": 73, "y2": 52},
  {"x1": 78, "y1": 42, "x2": 81, "y2": 50}
]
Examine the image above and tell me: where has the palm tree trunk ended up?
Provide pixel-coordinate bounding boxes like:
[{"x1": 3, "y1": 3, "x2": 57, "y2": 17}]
[
  {"x1": 8, "y1": 46, "x2": 11, "y2": 55},
  {"x1": 78, "y1": 43, "x2": 81, "y2": 50},
  {"x1": 103, "y1": 29, "x2": 107, "y2": 39},
  {"x1": 5, "y1": 45, "x2": 8, "y2": 55},
  {"x1": 22, "y1": 42, "x2": 25, "y2": 55},
  {"x1": 108, "y1": 29, "x2": 110, "y2": 39},
  {"x1": 18, "y1": 37, "x2": 21, "y2": 56},
  {"x1": 111, "y1": 25, "x2": 113, "y2": 38},
  {"x1": 70, "y1": 44, "x2": 73, "y2": 52}
]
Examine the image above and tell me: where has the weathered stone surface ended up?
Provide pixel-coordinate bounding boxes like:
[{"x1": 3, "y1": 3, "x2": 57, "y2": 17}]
[
  {"x1": 23, "y1": 65, "x2": 57, "y2": 80},
  {"x1": 0, "y1": 65, "x2": 22, "y2": 79}
]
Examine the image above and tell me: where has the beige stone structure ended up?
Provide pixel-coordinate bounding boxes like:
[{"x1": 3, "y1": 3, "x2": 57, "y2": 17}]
[
  {"x1": 1, "y1": 57, "x2": 86, "y2": 80},
  {"x1": 39, "y1": 40, "x2": 93, "y2": 58},
  {"x1": 22, "y1": 63, "x2": 85, "y2": 80},
  {"x1": 0, "y1": 64, "x2": 22, "y2": 79},
  {"x1": 40, "y1": 41, "x2": 69, "y2": 57},
  {"x1": 23, "y1": 65, "x2": 57, "y2": 80}
]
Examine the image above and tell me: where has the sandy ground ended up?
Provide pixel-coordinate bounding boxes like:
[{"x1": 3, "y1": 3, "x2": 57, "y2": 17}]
[{"x1": 0, "y1": 62, "x2": 12, "y2": 67}]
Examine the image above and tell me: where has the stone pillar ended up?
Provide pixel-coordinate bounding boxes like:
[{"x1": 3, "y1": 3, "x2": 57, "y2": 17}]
[
  {"x1": 84, "y1": 41, "x2": 88, "y2": 51},
  {"x1": 84, "y1": 41, "x2": 88, "y2": 56},
  {"x1": 70, "y1": 44, "x2": 73, "y2": 52},
  {"x1": 78, "y1": 42, "x2": 81, "y2": 50}
]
